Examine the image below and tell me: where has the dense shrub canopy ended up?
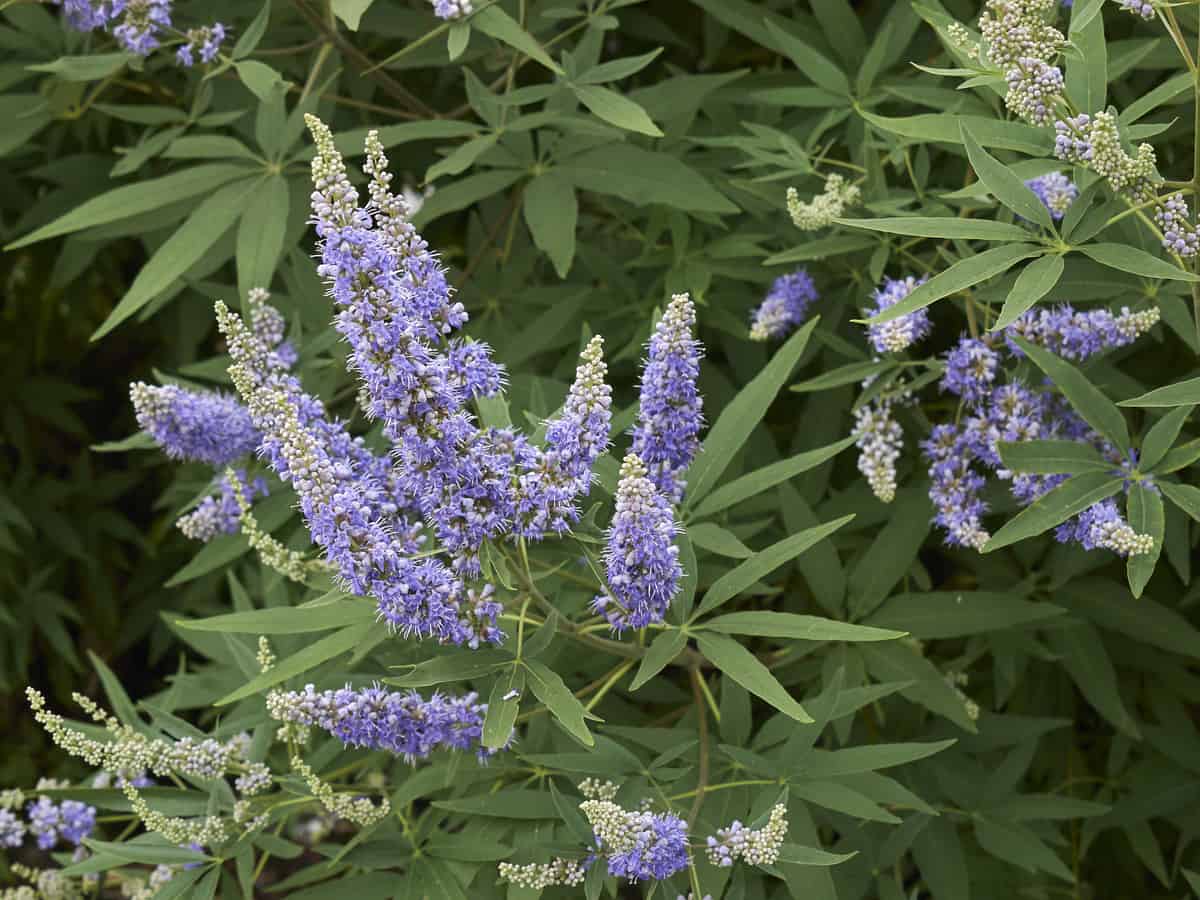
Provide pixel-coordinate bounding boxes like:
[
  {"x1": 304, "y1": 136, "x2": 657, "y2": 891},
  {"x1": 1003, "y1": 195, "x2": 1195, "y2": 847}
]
[{"x1": 3, "y1": 0, "x2": 1200, "y2": 898}]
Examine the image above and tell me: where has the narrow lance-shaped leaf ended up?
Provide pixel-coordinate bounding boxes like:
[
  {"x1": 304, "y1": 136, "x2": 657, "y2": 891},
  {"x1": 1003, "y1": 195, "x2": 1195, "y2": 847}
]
[
  {"x1": 984, "y1": 471, "x2": 1123, "y2": 552},
  {"x1": 1119, "y1": 375, "x2": 1200, "y2": 408},
  {"x1": 835, "y1": 216, "x2": 1033, "y2": 241},
  {"x1": 997, "y1": 439, "x2": 1110, "y2": 475},
  {"x1": 694, "y1": 514, "x2": 855, "y2": 617},
  {"x1": 696, "y1": 632, "x2": 812, "y2": 722},
  {"x1": 960, "y1": 124, "x2": 1053, "y2": 229},
  {"x1": 216, "y1": 622, "x2": 374, "y2": 705},
  {"x1": 1010, "y1": 335, "x2": 1131, "y2": 452},
  {"x1": 686, "y1": 317, "x2": 819, "y2": 504},
  {"x1": 992, "y1": 254, "x2": 1065, "y2": 331},
  {"x1": 865, "y1": 243, "x2": 1041, "y2": 326},
  {"x1": 524, "y1": 658, "x2": 598, "y2": 747}
]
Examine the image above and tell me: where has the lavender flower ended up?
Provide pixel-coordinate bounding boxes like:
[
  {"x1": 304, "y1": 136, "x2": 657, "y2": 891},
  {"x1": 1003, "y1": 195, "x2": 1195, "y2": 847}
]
[
  {"x1": 924, "y1": 425, "x2": 991, "y2": 550},
  {"x1": 0, "y1": 808, "x2": 24, "y2": 849},
  {"x1": 1055, "y1": 498, "x2": 1154, "y2": 555},
  {"x1": 1006, "y1": 305, "x2": 1160, "y2": 360},
  {"x1": 593, "y1": 454, "x2": 682, "y2": 631},
  {"x1": 750, "y1": 269, "x2": 819, "y2": 341},
  {"x1": 176, "y1": 472, "x2": 268, "y2": 542},
  {"x1": 267, "y1": 684, "x2": 499, "y2": 762},
  {"x1": 26, "y1": 797, "x2": 96, "y2": 850},
  {"x1": 58, "y1": 0, "x2": 119, "y2": 30},
  {"x1": 514, "y1": 337, "x2": 612, "y2": 540},
  {"x1": 1025, "y1": 172, "x2": 1078, "y2": 220},
  {"x1": 630, "y1": 294, "x2": 704, "y2": 502},
  {"x1": 579, "y1": 781, "x2": 689, "y2": 883},
  {"x1": 431, "y1": 0, "x2": 473, "y2": 20},
  {"x1": 943, "y1": 336, "x2": 1001, "y2": 406},
  {"x1": 177, "y1": 23, "x2": 227, "y2": 66},
  {"x1": 1004, "y1": 58, "x2": 1065, "y2": 126},
  {"x1": 113, "y1": 0, "x2": 172, "y2": 55},
  {"x1": 1054, "y1": 111, "x2": 1157, "y2": 203},
  {"x1": 130, "y1": 382, "x2": 260, "y2": 467},
  {"x1": 1117, "y1": 0, "x2": 1154, "y2": 18},
  {"x1": 1154, "y1": 193, "x2": 1200, "y2": 258},
  {"x1": 866, "y1": 277, "x2": 930, "y2": 354}
]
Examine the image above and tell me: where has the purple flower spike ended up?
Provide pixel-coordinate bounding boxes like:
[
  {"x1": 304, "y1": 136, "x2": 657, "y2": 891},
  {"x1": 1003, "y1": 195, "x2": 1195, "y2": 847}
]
[
  {"x1": 750, "y1": 269, "x2": 819, "y2": 341},
  {"x1": 631, "y1": 294, "x2": 704, "y2": 503},
  {"x1": 865, "y1": 277, "x2": 930, "y2": 354},
  {"x1": 130, "y1": 383, "x2": 260, "y2": 467},
  {"x1": 593, "y1": 454, "x2": 682, "y2": 631}
]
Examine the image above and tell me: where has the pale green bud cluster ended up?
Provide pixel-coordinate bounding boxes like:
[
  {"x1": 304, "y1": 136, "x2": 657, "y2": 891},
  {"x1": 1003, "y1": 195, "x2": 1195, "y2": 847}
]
[
  {"x1": 786, "y1": 175, "x2": 861, "y2": 231},
  {"x1": 227, "y1": 469, "x2": 312, "y2": 583},
  {"x1": 287, "y1": 755, "x2": 390, "y2": 828},
  {"x1": 497, "y1": 858, "x2": 587, "y2": 889}
]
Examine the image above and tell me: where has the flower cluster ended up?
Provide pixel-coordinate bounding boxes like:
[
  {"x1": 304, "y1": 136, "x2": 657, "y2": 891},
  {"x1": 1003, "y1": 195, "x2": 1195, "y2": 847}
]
[
  {"x1": 1054, "y1": 112, "x2": 1158, "y2": 204},
  {"x1": 630, "y1": 294, "x2": 704, "y2": 502},
  {"x1": 705, "y1": 804, "x2": 788, "y2": 867},
  {"x1": 1116, "y1": 0, "x2": 1154, "y2": 19},
  {"x1": 130, "y1": 382, "x2": 259, "y2": 467},
  {"x1": 266, "y1": 684, "x2": 498, "y2": 763},
  {"x1": 866, "y1": 276, "x2": 930, "y2": 354},
  {"x1": 977, "y1": 0, "x2": 1065, "y2": 124},
  {"x1": 176, "y1": 470, "x2": 267, "y2": 542},
  {"x1": 177, "y1": 23, "x2": 226, "y2": 66},
  {"x1": 749, "y1": 268, "x2": 819, "y2": 341},
  {"x1": 593, "y1": 454, "x2": 683, "y2": 631},
  {"x1": 578, "y1": 780, "x2": 690, "y2": 883},
  {"x1": 786, "y1": 174, "x2": 861, "y2": 231},
  {"x1": 431, "y1": 0, "x2": 473, "y2": 19},
  {"x1": 56, "y1": 0, "x2": 226, "y2": 62},
  {"x1": 1025, "y1": 172, "x2": 1078, "y2": 220},
  {"x1": 25, "y1": 797, "x2": 96, "y2": 851},
  {"x1": 854, "y1": 384, "x2": 907, "y2": 504},
  {"x1": 497, "y1": 858, "x2": 587, "y2": 890},
  {"x1": 1154, "y1": 193, "x2": 1200, "y2": 258},
  {"x1": 924, "y1": 304, "x2": 1160, "y2": 555}
]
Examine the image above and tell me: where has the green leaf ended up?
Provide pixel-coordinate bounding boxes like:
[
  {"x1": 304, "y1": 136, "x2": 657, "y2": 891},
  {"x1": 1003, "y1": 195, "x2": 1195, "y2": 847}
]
[
  {"x1": 473, "y1": 6, "x2": 563, "y2": 74},
  {"x1": 447, "y1": 22, "x2": 471, "y2": 60},
  {"x1": 177, "y1": 601, "x2": 375, "y2": 634},
  {"x1": 701, "y1": 611, "x2": 903, "y2": 642},
  {"x1": 1045, "y1": 621, "x2": 1140, "y2": 738},
  {"x1": 216, "y1": 622, "x2": 375, "y2": 705},
  {"x1": 1067, "y1": 0, "x2": 1107, "y2": 115},
  {"x1": 236, "y1": 175, "x2": 290, "y2": 297},
  {"x1": 864, "y1": 592, "x2": 1065, "y2": 638},
  {"x1": 764, "y1": 233, "x2": 877, "y2": 264},
  {"x1": 1077, "y1": 242, "x2": 1200, "y2": 281},
  {"x1": 802, "y1": 739, "x2": 956, "y2": 777},
  {"x1": 83, "y1": 838, "x2": 210, "y2": 867},
  {"x1": 973, "y1": 819, "x2": 1073, "y2": 880},
  {"x1": 87, "y1": 650, "x2": 144, "y2": 730},
  {"x1": 836, "y1": 216, "x2": 1032, "y2": 241},
  {"x1": 686, "y1": 318, "x2": 818, "y2": 504},
  {"x1": 865, "y1": 243, "x2": 1041, "y2": 325},
  {"x1": 1125, "y1": 483, "x2": 1164, "y2": 598},
  {"x1": 960, "y1": 124, "x2": 1053, "y2": 229},
  {"x1": 689, "y1": 522, "x2": 754, "y2": 558},
  {"x1": 92, "y1": 179, "x2": 254, "y2": 340},
  {"x1": 858, "y1": 109, "x2": 1052, "y2": 155},
  {"x1": 331, "y1": 0, "x2": 374, "y2": 29},
  {"x1": 694, "y1": 514, "x2": 854, "y2": 617},
  {"x1": 912, "y1": 817, "x2": 969, "y2": 900},
  {"x1": 847, "y1": 488, "x2": 931, "y2": 619},
  {"x1": 997, "y1": 439, "x2": 1110, "y2": 475},
  {"x1": 91, "y1": 432, "x2": 156, "y2": 453},
  {"x1": 696, "y1": 632, "x2": 812, "y2": 722},
  {"x1": 576, "y1": 49, "x2": 664, "y2": 85},
  {"x1": 424, "y1": 133, "x2": 499, "y2": 182},
  {"x1": 984, "y1": 472, "x2": 1123, "y2": 552},
  {"x1": 524, "y1": 659, "x2": 597, "y2": 746},
  {"x1": 523, "y1": 171, "x2": 577, "y2": 278},
  {"x1": 764, "y1": 20, "x2": 850, "y2": 95},
  {"x1": 1072, "y1": 578, "x2": 1200, "y2": 661},
  {"x1": 776, "y1": 843, "x2": 857, "y2": 867},
  {"x1": 6, "y1": 164, "x2": 252, "y2": 249},
  {"x1": 1156, "y1": 437, "x2": 1200, "y2": 473},
  {"x1": 434, "y1": 789, "x2": 560, "y2": 820},
  {"x1": 413, "y1": 169, "x2": 523, "y2": 227},
  {"x1": 482, "y1": 666, "x2": 523, "y2": 750},
  {"x1": 792, "y1": 361, "x2": 892, "y2": 394},
  {"x1": 30, "y1": 52, "x2": 131, "y2": 82},
  {"x1": 992, "y1": 254, "x2": 1065, "y2": 330},
  {"x1": 388, "y1": 649, "x2": 511, "y2": 688},
  {"x1": 629, "y1": 629, "x2": 686, "y2": 690},
  {"x1": 572, "y1": 84, "x2": 662, "y2": 136},
  {"x1": 1010, "y1": 335, "x2": 1131, "y2": 452},
  {"x1": 235, "y1": 60, "x2": 287, "y2": 101},
  {"x1": 1119, "y1": 375, "x2": 1200, "y2": 407},
  {"x1": 561, "y1": 144, "x2": 737, "y2": 213},
  {"x1": 1160, "y1": 481, "x2": 1200, "y2": 524},
  {"x1": 232, "y1": 1, "x2": 271, "y2": 58},
  {"x1": 1140, "y1": 405, "x2": 1194, "y2": 470}
]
